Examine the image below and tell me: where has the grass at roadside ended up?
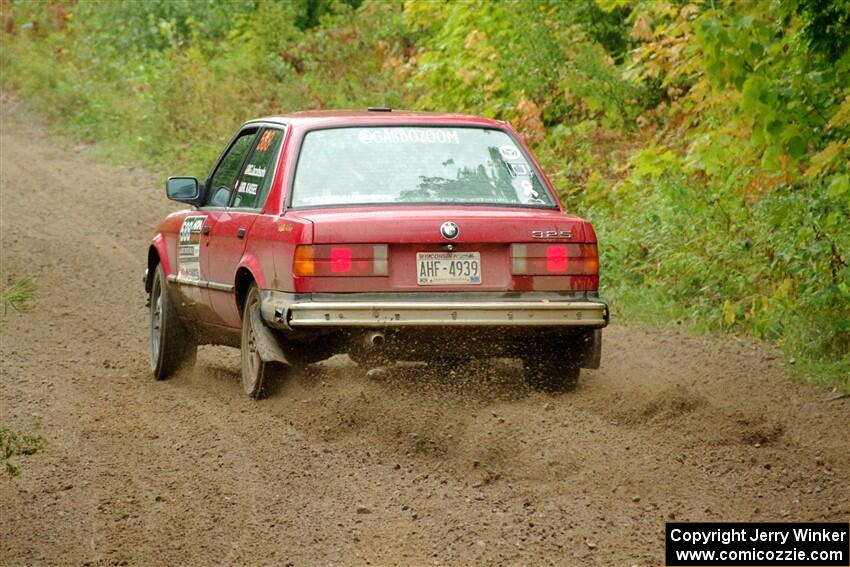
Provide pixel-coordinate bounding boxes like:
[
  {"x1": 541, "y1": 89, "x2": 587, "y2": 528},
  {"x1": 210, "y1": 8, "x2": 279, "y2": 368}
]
[
  {"x1": 0, "y1": 277, "x2": 47, "y2": 475},
  {"x1": 607, "y1": 288, "x2": 849, "y2": 393},
  {"x1": 1, "y1": 427, "x2": 47, "y2": 477},
  {"x1": 794, "y1": 360, "x2": 850, "y2": 393},
  {"x1": 1, "y1": 276, "x2": 36, "y2": 319}
]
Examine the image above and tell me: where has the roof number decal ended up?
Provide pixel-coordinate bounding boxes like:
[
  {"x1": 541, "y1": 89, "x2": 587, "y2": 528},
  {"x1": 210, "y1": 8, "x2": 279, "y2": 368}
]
[{"x1": 256, "y1": 130, "x2": 276, "y2": 152}]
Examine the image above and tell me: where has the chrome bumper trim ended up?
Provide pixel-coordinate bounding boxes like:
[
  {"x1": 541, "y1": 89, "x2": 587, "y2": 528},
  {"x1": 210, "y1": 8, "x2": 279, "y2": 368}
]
[{"x1": 260, "y1": 291, "x2": 608, "y2": 328}]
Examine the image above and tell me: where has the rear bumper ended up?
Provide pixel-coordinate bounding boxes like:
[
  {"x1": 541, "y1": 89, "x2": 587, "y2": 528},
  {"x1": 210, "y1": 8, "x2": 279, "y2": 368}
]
[{"x1": 260, "y1": 291, "x2": 609, "y2": 329}]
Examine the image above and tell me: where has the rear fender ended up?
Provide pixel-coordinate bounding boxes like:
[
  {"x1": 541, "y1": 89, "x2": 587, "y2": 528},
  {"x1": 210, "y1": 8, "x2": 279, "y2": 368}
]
[
  {"x1": 236, "y1": 253, "x2": 267, "y2": 289},
  {"x1": 234, "y1": 253, "x2": 268, "y2": 318}
]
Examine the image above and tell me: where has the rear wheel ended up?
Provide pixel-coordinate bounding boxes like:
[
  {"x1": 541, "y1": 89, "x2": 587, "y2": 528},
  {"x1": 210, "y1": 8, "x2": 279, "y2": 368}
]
[
  {"x1": 241, "y1": 284, "x2": 288, "y2": 399},
  {"x1": 149, "y1": 264, "x2": 196, "y2": 380},
  {"x1": 523, "y1": 357, "x2": 580, "y2": 393}
]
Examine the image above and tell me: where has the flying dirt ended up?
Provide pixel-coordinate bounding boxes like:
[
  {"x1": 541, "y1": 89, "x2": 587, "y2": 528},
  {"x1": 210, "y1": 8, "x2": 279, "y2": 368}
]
[{"x1": 1, "y1": 95, "x2": 848, "y2": 566}]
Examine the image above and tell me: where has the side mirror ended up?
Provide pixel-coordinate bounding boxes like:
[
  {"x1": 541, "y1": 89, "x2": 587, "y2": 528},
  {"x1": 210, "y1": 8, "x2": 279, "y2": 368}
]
[{"x1": 166, "y1": 176, "x2": 204, "y2": 205}]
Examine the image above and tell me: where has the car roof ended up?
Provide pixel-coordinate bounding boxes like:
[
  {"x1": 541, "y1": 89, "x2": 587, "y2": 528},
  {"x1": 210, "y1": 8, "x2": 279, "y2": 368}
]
[{"x1": 244, "y1": 109, "x2": 507, "y2": 129}]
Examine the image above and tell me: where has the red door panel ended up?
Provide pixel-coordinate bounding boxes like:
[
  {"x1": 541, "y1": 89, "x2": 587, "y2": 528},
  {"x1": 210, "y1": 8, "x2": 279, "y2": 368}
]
[{"x1": 201, "y1": 211, "x2": 258, "y2": 328}]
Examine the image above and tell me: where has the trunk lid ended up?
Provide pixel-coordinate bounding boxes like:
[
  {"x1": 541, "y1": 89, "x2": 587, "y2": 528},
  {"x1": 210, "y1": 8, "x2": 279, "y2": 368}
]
[
  {"x1": 296, "y1": 206, "x2": 591, "y2": 244},
  {"x1": 290, "y1": 206, "x2": 594, "y2": 293}
]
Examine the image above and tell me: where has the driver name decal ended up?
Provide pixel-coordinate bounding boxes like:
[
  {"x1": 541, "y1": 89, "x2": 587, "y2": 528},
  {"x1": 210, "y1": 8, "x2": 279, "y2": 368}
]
[{"x1": 244, "y1": 164, "x2": 266, "y2": 178}]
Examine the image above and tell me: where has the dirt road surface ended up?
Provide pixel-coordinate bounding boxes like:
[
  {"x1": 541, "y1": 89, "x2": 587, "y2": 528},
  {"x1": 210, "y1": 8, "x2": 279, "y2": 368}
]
[{"x1": 1, "y1": 96, "x2": 848, "y2": 567}]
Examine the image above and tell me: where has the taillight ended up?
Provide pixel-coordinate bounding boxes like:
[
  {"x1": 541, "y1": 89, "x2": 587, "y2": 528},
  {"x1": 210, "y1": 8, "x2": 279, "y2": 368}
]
[
  {"x1": 511, "y1": 243, "x2": 598, "y2": 275},
  {"x1": 546, "y1": 245, "x2": 568, "y2": 273},
  {"x1": 294, "y1": 245, "x2": 315, "y2": 276},
  {"x1": 294, "y1": 245, "x2": 388, "y2": 277},
  {"x1": 330, "y1": 247, "x2": 352, "y2": 273}
]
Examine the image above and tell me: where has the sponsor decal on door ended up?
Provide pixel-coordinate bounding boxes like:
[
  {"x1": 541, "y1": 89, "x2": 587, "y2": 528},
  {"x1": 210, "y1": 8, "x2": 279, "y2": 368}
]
[{"x1": 178, "y1": 215, "x2": 206, "y2": 282}]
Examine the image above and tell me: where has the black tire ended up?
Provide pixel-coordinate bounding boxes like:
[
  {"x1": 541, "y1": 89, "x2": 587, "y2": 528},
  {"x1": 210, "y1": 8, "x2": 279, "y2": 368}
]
[
  {"x1": 523, "y1": 357, "x2": 580, "y2": 393},
  {"x1": 241, "y1": 284, "x2": 287, "y2": 399},
  {"x1": 149, "y1": 264, "x2": 196, "y2": 380}
]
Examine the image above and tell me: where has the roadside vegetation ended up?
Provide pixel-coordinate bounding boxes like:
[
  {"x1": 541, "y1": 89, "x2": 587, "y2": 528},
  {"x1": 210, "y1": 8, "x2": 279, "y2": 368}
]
[
  {"x1": 1, "y1": 277, "x2": 45, "y2": 475},
  {"x1": 1, "y1": 426, "x2": 46, "y2": 477},
  {"x1": 1, "y1": 276, "x2": 36, "y2": 319},
  {"x1": 1, "y1": 0, "x2": 847, "y2": 388}
]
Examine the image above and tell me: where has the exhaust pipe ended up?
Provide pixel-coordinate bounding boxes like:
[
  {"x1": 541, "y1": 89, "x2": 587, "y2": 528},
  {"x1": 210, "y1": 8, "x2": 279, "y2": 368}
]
[{"x1": 363, "y1": 331, "x2": 385, "y2": 347}]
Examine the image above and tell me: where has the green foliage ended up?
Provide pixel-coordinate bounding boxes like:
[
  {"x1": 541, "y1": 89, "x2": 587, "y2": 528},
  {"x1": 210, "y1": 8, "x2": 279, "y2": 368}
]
[
  {"x1": 2, "y1": 0, "x2": 847, "y2": 386},
  {"x1": 1, "y1": 277, "x2": 36, "y2": 318},
  {"x1": 406, "y1": 0, "x2": 644, "y2": 131},
  {"x1": 614, "y1": 0, "x2": 850, "y2": 385},
  {"x1": 293, "y1": 0, "x2": 364, "y2": 30},
  {"x1": 288, "y1": 2, "x2": 410, "y2": 110},
  {"x1": 794, "y1": 0, "x2": 850, "y2": 63},
  {"x1": 1, "y1": 427, "x2": 46, "y2": 477}
]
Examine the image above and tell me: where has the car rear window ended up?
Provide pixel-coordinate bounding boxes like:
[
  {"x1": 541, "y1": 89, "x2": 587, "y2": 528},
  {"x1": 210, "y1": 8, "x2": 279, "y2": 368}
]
[{"x1": 290, "y1": 126, "x2": 557, "y2": 208}]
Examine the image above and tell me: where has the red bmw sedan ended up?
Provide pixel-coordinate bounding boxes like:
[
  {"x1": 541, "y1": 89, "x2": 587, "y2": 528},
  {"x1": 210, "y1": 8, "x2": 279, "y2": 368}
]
[{"x1": 145, "y1": 108, "x2": 608, "y2": 398}]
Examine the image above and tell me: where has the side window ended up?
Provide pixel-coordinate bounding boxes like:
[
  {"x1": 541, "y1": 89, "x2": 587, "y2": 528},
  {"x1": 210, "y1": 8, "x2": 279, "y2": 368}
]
[
  {"x1": 231, "y1": 128, "x2": 285, "y2": 209},
  {"x1": 205, "y1": 129, "x2": 257, "y2": 207}
]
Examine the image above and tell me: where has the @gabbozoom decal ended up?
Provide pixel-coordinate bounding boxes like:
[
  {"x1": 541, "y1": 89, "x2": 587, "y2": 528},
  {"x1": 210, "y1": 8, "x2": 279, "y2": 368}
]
[{"x1": 178, "y1": 215, "x2": 206, "y2": 282}]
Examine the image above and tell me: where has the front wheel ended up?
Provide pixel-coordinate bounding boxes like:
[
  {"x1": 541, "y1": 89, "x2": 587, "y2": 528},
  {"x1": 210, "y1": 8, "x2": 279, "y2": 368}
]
[{"x1": 149, "y1": 264, "x2": 196, "y2": 380}]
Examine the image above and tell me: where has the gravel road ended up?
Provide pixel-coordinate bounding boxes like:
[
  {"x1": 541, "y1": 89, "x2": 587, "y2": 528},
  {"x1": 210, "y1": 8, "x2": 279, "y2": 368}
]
[{"x1": 1, "y1": 95, "x2": 848, "y2": 567}]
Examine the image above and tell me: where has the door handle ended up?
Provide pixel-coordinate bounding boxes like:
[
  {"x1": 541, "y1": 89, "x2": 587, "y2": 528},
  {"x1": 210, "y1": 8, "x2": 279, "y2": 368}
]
[
  {"x1": 202, "y1": 225, "x2": 211, "y2": 235},
  {"x1": 237, "y1": 227, "x2": 247, "y2": 239}
]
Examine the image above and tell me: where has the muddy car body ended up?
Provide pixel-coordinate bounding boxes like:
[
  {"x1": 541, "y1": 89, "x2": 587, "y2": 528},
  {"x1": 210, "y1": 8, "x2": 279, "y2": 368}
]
[{"x1": 145, "y1": 109, "x2": 608, "y2": 397}]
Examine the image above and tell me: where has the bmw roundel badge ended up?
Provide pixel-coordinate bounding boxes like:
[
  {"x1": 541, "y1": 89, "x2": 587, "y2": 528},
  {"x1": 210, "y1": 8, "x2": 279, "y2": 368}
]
[{"x1": 440, "y1": 221, "x2": 459, "y2": 240}]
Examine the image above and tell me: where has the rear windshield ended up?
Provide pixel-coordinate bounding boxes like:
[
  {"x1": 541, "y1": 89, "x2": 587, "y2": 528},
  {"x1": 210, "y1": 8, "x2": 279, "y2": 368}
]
[{"x1": 290, "y1": 126, "x2": 557, "y2": 208}]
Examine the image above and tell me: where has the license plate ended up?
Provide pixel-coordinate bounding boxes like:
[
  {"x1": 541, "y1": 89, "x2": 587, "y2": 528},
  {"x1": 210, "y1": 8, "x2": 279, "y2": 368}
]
[{"x1": 416, "y1": 252, "x2": 481, "y2": 285}]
